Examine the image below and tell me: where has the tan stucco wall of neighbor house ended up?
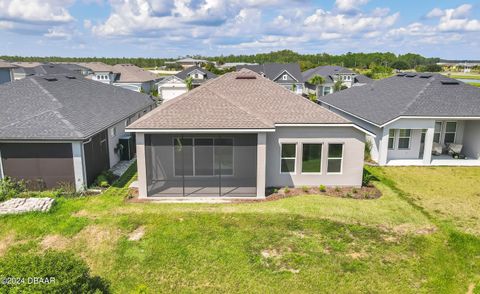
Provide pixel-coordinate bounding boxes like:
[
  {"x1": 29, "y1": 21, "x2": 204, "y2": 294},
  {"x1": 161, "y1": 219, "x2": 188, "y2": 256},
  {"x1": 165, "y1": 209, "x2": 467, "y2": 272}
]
[
  {"x1": 265, "y1": 126, "x2": 365, "y2": 187},
  {"x1": 463, "y1": 120, "x2": 480, "y2": 159}
]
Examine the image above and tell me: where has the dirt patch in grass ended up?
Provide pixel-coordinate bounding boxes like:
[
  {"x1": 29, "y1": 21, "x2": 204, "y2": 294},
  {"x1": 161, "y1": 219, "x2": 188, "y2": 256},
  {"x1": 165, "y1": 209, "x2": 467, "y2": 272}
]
[
  {"x1": 467, "y1": 283, "x2": 475, "y2": 294},
  {"x1": 40, "y1": 234, "x2": 70, "y2": 250},
  {"x1": 347, "y1": 251, "x2": 369, "y2": 260},
  {"x1": 0, "y1": 235, "x2": 16, "y2": 257},
  {"x1": 75, "y1": 225, "x2": 121, "y2": 250},
  {"x1": 128, "y1": 226, "x2": 146, "y2": 241},
  {"x1": 265, "y1": 186, "x2": 381, "y2": 201}
]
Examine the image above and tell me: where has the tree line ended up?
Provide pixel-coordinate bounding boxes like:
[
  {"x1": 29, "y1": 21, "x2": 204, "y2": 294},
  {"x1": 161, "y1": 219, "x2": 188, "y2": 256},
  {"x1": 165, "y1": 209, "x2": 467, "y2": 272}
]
[{"x1": 1, "y1": 50, "x2": 439, "y2": 71}]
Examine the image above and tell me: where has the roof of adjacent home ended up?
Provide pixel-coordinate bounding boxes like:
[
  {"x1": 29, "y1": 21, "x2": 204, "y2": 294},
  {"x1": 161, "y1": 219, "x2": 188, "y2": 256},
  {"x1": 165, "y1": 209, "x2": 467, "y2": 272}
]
[
  {"x1": 236, "y1": 63, "x2": 303, "y2": 83},
  {"x1": 128, "y1": 69, "x2": 350, "y2": 131},
  {"x1": 302, "y1": 65, "x2": 372, "y2": 84},
  {"x1": 0, "y1": 60, "x2": 16, "y2": 69},
  {"x1": 0, "y1": 74, "x2": 155, "y2": 140},
  {"x1": 319, "y1": 73, "x2": 480, "y2": 126},
  {"x1": 175, "y1": 66, "x2": 217, "y2": 81},
  {"x1": 76, "y1": 62, "x2": 117, "y2": 73},
  {"x1": 112, "y1": 64, "x2": 160, "y2": 83}
]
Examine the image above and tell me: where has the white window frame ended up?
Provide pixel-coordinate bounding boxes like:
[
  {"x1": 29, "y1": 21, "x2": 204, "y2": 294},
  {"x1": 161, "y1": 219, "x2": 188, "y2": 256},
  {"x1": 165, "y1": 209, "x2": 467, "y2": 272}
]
[
  {"x1": 300, "y1": 143, "x2": 322, "y2": 175},
  {"x1": 388, "y1": 129, "x2": 396, "y2": 149},
  {"x1": 327, "y1": 143, "x2": 344, "y2": 174},
  {"x1": 397, "y1": 129, "x2": 411, "y2": 150},
  {"x1": 444, "y1": 121, "x2": 457, "y2": 144},
  {"x1": 282, "y1": 74, "x2": 288, "y2": 80},
  {"x1": 280, "y1": 143, "x2": 297, "y2": 174},
  {"x1": 110, "y1": 127, "x2": 116, "y2": 138},
  {"x1": 172, "y1": 137, "x2": 235, "y2": 177}
]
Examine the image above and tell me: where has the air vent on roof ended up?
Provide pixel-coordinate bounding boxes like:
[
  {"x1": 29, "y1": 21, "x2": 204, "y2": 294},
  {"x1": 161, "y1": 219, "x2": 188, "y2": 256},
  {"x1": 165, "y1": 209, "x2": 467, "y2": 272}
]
[
  {"x1": 397, "y1": 73, "x2": 406, "y2": 77},
  {"x1": 65, "y1": 75, "x2": 76, "y2": 79},
  {"x1": 236, "y1": 74, "x2": 256, "y2": 79},
  {"x1": 405, "y1": 73, "x2": 417, "y2": 77},
  {"x1": 43, "y1": 77, "x2": 58, "y2": 82},
  {"x1": 441, "y1": 80, "x2": 459, "y2": 85},
  {"x1": 419, "y1": 74, "x2": 432, "y2": 78}
]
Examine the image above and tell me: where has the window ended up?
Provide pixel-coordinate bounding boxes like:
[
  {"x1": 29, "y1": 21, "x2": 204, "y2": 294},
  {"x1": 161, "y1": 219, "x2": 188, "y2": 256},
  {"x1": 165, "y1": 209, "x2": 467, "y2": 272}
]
[
  {"x1": 282, "y1": 74, "x2": 288, "y2": 80},
  {"x1": 434, "y1": 122, "x2": 442, "y2": 143},
  {"x1": 302, "y1": 144, "x2": 322, "y2": 173},
  {"x1": 388, "y1": 129, "x2": 396, "y2": 149},
  {"x1": 398, "y1": 129, "x2": 411, "y2": 149},
  {"x1": 323, "y1": 87, "x2": 331, "y2": 96},
  {"x1": 173, "y1": 138, "x2": 234, "y2": 177},
  {"x1": 281, "y1": 144, "x2": 296, "y2": 173},
  {"x1": 327, "y1": 144, "x2": 343, "y2": 173},
  {"x1": 444, "y1": 122, "x2": 457, "y2": 144},
  {"x1": 346, "y1": 75, "x2": 351, "y2": 81}
]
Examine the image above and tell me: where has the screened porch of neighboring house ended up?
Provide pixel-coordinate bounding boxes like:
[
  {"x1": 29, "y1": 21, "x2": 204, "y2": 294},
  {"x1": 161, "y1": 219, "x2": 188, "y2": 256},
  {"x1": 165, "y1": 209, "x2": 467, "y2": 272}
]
[
  {"x1": 143, "y1": 133, "x2": 259, "y2": 197},
  {"x1": 385, "y1": 120, "x2": 480, "y2": 166}
]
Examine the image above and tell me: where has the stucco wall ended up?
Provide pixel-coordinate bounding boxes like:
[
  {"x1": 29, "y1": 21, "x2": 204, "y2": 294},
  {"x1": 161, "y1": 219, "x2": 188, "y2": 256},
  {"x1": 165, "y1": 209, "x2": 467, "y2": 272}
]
[
  {"x1": 0, "y1": 68, "x2": 12, "y2": 84},
  {"x1": 265, "y1": 126, "x2": 365, "y2": 187},
  {"x1": 462, "y1": 120, "x2": 480, "y2": 159}
]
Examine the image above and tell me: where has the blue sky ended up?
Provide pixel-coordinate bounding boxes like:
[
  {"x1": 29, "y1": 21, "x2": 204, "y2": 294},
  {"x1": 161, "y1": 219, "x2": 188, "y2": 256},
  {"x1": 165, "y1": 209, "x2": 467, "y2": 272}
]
[{"x1": 0, "y1": 0, "x2": 479, "y2": 59}]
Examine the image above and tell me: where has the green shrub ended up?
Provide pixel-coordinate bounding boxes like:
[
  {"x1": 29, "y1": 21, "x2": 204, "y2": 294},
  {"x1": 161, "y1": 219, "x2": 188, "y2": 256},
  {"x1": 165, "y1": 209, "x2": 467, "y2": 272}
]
[
  {"x1": 319, "y1": 185, "x2": 326, "y2": 192},
  {"x1": 301, "y1": 186, "x2": 309, "y2": 193},
  {"x1": 95, "y1": 171, "x2": 116, "y2": 188},
  {"x1": 0, "y1": 177, "x2": 26, "y2": 202},
  {"x1": 335, "y1": 186, "x2": 341, "y2": 192},
  {"x1": 346, "y1": 192, "x2": 352, "y2": 198},
  {"x1": 364, "y1": 140, "x2": 372, "y2": 161},
  {"x1": 352, "y1": 188, "x2": 358, "y2": 194},
  {"x1": 283, "y1": 186, "x2": 290, "y2": 194},
  {"x1": 362, "y1": 169, "x2": 376, "y2": 187},
  {"x1": 0, "y1": 251, "x2": 109, "y2": 293}
]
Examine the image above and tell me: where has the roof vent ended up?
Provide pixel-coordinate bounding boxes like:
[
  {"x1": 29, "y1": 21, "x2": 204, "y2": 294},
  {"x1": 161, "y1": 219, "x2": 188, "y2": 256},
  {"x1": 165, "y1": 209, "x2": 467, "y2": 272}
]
[
  {"x1": 397, "y1": 73, "x2": 406, "y2": 77},
  {"x1": 441, "y1": 80, "x2": 459, "y2": 85},
  {"x1": 43, "y1": 77, "x2": 58, "y2": 82},
  {"x1": 405, "y1": 73, "x2": 417, "y2": 78},
  {"x1": 236, "y1": 74, "x2": 256, "y2": 79},
  {"x1": 419, "y1": 74, "x2": 432, "y2": 78},
  {"x1": 65, "y1": 75, "x2": 76, "y2": 79}
]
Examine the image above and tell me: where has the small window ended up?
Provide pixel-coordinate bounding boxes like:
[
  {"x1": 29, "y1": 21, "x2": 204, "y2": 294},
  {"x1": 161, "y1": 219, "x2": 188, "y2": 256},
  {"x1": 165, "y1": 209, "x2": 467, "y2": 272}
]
[
  {"x1": 282, "y1": 74, "x2": 288, "y2": 80},
  {"x1": 323, "y1": 86, "x2": 331, "y2": 96},
  {"x1": 398, "y1": 129, "x2": 411, "y2": 149},
  {"x1": 388, "y1": 129, "x2": 396, "y2": 149},
  {"x1": 444, "y1": 122, "x2": 457, "y2": 144},
  {"x1": 302, "y1": 144, "x2": 322, "y2": 173},
  {"x1": 327, "y1": 144, "x2": 343, "y2": 173},
  {"x1": 434, "y1": 122, "x2": 442, "y2": 143},
  {"x1": 281, "y1": 144, "x2": 296, "y2": 173}
]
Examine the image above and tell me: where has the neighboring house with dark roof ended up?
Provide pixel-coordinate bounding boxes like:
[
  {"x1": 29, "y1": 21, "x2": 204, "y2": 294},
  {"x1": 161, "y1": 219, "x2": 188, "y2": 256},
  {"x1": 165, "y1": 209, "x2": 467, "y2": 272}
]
[
  {"x1": 319, "y1": 73, "x2": 480, "y2": 166},
  {"x1": 0, "y1": 60, "x2": 16, "y2": 84},
  {"x1": 303, "y1": 65, "x2": 372, "y2": 96},
  {"x1": 13, "y1": 63, "x2": 90, "y2": 80},
  {"x1": 126, "y1": 69, "x2": 371, "y2": 199},
  {"x1": 0, "y1": 74, "x2": 156, "y2": 190},
  {"x1": 236, "y1": 63, "x2": 304, "y2": 95},
  {"x1": 157, "y1": 66, "x2": 217, "y2": 101}
]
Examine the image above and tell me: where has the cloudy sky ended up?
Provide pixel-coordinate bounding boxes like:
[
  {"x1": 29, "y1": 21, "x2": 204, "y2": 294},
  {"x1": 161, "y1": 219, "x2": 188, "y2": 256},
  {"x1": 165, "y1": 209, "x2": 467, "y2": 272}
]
[{"x1": 0, "y1": 0, "x2": 479, "y2": 59}]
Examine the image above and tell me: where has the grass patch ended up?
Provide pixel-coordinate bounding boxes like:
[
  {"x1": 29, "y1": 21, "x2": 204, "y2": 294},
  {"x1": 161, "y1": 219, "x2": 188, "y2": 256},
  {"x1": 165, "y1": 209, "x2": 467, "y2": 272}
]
[
  {"x1": 468, "y1": 82, "x2": 480, "y2": 87},
  {"x1": 0, "y1": 164, "x2": 479, "y2": 292},
  {"x1": 447, "y1": 74, "x2": 480, "y2": 80}
]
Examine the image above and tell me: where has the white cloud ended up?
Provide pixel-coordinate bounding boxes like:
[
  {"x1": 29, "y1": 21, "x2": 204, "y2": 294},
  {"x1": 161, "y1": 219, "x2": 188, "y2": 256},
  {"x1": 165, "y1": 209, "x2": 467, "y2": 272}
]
[
  {"x1": 0, "y1": 0, "x2": 74, "y2": 23},
  {"x1": 426, "y1": 8, "x2": 444, "y2": 18},
  {"x1": 335, "y1": 0, "x2": 369, "y2": 13},
  {"x1": 44, "y1": 27, "x2": 72, "y2": 40}
]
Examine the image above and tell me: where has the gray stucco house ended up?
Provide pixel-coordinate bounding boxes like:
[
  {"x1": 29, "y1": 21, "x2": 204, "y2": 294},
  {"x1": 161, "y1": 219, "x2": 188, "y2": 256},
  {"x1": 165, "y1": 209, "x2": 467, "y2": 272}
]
[
  {"x1": 236, "y1": 63, "x2": 304, "y2": 95},
  {"x1": 319, "y1": 73, "x2": 480, "y2": 166},
  {"x1": 0, "y1": 60, "x2": 16, "y2": 84},
  {"x1": 303, "y1": 65, "x2": 372, "y2": 96},
  {"x1": 157, "y1": 66, "x2": 217, "y2": 101},
  {"x1": 127, "y1": 69, "x2": 371, "y2": 199},
  {"x1": 0, "y1": 73, "x2": 155, "y2": 190}
]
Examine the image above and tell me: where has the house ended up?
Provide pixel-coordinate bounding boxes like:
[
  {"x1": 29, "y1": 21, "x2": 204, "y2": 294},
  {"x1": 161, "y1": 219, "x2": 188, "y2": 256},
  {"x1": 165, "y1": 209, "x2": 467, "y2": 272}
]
[
  {"x1": 0, "y1": 73, "x2": 156, "y2": 190},
  {"x1": 175, "y1": 58, "x2": 208, "y2": 69},
  {"x1": 303, "y1": 65, "x2": 372, "y2": 96},
  {"x1": 13, "y1": 63, "x2": 90, "y2": 80},
  {"x1": 126, "y1": 69, "x2": 370, "y2": 199},
  {"x1": 236, "y1": 63, "x2": 304, "y2": 95},
  {"x1": 157, "y1": 66, "x2": 217, "y2": 101},
  {"x1": 217, "y1": 62, "x2": 258, "y2": 70},
  {"x1": 112, "y1": 64, "x2": 161, "y2": 93},
  {"x1": 76, "y1": 62, "x2": 118, "y2": 84},
  {"x1": 11, "y1": 62, "x2": 44, "y2": 80},
  {"x1": 0, "y1": 60, "x2": 16, "y2": 84},
  {"x1": 319, "y1": 73, "x2": 480, "y2": 166}
]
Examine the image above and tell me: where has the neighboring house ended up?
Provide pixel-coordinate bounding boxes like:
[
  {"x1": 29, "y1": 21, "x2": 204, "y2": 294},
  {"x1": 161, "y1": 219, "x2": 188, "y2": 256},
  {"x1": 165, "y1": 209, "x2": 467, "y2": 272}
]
[
  {"x1": 303, "y1": 65, "x2": 372, "y2": 96},
  {"x1": 112, "y1": 64, "x2": 161, "y2": 93},
  {"x1": 217, "y1": 62, "x2": 258, "y2": 70},
  {"x1": 175, "y1": 58, "x2": 208, "y2": 69},
  {"x1": 0, "y1": 60, "x2": 16, "y2": 84},
  {"x1": 76, "y1": 62, "x2": 119, "y2": 85},
  {"x1": 157, "y1": 66, "x2": 217, "y2": 101},
  {"x1": 0, "y1": 74, "x2": 156, "y2": 191},
  {"x1": 126, "y1": 69, "x2": 370, "y2": 199},
  {"x1": 13, "y1": 63, "x2": 89, "y2": 80},
  {"x1": 11, "y1": 62, "x2": 44, "y2": 80},
  {"x1": 236, "y1": 63, "x2": 304, "y2": 95},
  {"x1": 319, "y1": 73, "x2": 480, "y2": 166}
]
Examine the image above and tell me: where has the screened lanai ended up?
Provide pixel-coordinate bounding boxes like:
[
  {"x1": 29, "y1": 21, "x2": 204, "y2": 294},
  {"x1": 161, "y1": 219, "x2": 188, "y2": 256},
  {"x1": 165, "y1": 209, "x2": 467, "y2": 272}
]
[{"x1": 144, "y1": 133, "x2": 257, "y2": 197}]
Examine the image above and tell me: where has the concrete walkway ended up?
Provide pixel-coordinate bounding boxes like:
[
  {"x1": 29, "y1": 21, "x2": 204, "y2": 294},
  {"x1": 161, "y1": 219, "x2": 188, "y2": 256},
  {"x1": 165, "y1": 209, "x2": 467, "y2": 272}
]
[
  {"x1": 0, "y1": 198, "x2": 55, "y2": 215},
  {"x1": 110, "y1": 158, "x2": 136, "y2": 177}
]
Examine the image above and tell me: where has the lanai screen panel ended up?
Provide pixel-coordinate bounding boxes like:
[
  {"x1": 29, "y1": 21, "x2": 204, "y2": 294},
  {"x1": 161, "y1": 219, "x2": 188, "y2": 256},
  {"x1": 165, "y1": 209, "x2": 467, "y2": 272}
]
[{"x1": 145, "y1": 134, "x2": 257, "y2": 197}]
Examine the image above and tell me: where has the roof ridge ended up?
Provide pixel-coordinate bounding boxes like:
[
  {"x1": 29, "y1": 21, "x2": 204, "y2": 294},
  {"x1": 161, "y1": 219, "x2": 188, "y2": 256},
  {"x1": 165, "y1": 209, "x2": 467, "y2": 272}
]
[
  {"x1": 399, "y1": 75, "x2": 435, "y2": 116},
  {"x1": 30, "y1": 78, "x2": 85, "y2": 138}
]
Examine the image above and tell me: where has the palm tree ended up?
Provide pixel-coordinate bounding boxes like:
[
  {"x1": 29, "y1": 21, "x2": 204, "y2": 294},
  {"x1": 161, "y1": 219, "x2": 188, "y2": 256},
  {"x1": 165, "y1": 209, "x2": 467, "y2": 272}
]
[
  {"x1": 185, "y1": 76, "x2": 193, "y2": 91},
  {"x1": 308, "y1": 75, "x2": 325, "y2": 99}
]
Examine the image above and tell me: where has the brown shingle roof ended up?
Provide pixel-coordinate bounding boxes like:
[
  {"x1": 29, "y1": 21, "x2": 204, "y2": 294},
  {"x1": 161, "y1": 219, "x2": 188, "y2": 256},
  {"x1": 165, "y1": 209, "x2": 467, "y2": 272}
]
[
  {"x1": 76, "y1": 62, "x2": 117, "y2": 73},
  {"x1": 0, "y1": 60, "x2": 16, "y2": 69},
  {"x1": 113, "y1": 64, "x2": 159, "y2": 83},
  {"x1": 128, "y1": 69, "x2": 349, "y2": 130}
]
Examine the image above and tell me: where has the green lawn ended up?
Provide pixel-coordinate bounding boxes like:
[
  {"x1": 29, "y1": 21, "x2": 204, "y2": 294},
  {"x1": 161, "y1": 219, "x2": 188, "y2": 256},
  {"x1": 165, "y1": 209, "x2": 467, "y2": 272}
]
[
  {"x1": 1, "y1": 165, "x2": 479, "y2": 293},
  {"x1": 468, "y1": 82, "x2": 480, "y2": 87},
  {"x1": 447, "y1": 74, "x2": 480, "y2": 80}
]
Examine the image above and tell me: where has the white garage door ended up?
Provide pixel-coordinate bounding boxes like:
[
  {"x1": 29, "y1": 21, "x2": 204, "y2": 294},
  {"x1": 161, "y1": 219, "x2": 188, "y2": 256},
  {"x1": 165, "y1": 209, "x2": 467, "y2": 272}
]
[{"x1": 161, "y1": 87, "x2": 187, "y2": 101}]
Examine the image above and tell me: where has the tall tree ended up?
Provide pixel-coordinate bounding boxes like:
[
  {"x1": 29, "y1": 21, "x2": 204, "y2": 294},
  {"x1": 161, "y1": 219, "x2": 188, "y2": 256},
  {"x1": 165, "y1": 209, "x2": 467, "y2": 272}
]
[{"x1": 309, "y1": 75, "x2": 325, "y2": 98}]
